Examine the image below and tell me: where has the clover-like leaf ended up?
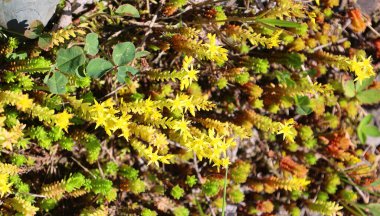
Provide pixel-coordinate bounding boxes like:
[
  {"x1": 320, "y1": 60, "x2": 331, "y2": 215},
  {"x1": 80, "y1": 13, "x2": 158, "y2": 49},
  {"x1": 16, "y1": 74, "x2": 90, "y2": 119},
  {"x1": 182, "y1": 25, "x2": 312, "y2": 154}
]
[
  {"x1": 38, "y1": 33, "x2": 52, "y2": 51},
  {"x1": 343, "y1": 80, "x2": 355, "y2": 98},
  {"x1": 355, "y1": 76, "x2": 374, "y2": 92},
  {"x1": 112, "y1": 42, "x2": 135, "y2": 66},
  {"x1": 117, "y1": 66, "x2": 139, "y2": 83},
  {"x1": 115, "y1": 4, "x2": 140, "y2": 18},
  {"x1": 56, "y1": 46, "x2": 86, "y2": 75},
  {"x1": 357, "y1": 89, "x2": 380, "y2": 104},
  {"x1": 135, "y1": 50, "x2": 150, "y2": 59},
  {"x1": 295, "y1": 95, "x2": 312, "y2": 115},
  {"x1": 46, "y1": 72, "x2": 68, "y2": 94},
  {"x1": 24, "y1": 20, "x2": 44, "y2": 39},
  {"x1": 87, "y1": 58, "x2": 114, "y2": 78},
  {"x1": 84, "y1": 33, "x2": 99, "y2": 56},
  {"x1": 357, "y1": 114, "x2": 380, "y2": 144},
  {"x1": 117, "y1": 66, "x2": 128, "y2": 83}
]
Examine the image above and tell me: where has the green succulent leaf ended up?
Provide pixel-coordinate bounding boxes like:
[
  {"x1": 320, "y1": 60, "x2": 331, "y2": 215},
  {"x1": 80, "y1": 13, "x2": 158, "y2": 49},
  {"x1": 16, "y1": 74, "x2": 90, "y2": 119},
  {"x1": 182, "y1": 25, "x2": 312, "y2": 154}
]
[
  {"x1": 115, "y1": 4, "x2": 140, "y2": 18},
  {"x1": 56, "y1": 46, "x2": 86, "y2": 75},
  {"x1": 87, "y1": 58, "x2": 114, "y2": 78},
  {"x1": 46, "y1": 72, "x2": 68, "y2": 94},
  {"x1": 256, "y1": 18, "x2": 302, "y2": 28},
  {"x1": 84, "y1": 33, "x2": 99, "y2": 56}
]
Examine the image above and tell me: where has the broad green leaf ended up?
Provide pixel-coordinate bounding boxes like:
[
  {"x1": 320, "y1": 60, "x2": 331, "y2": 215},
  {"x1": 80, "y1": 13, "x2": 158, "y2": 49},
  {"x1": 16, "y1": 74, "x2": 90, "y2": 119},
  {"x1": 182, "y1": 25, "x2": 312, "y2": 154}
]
[
  {"x1": 87, "y1": 58, "x2": 114, "y2": 78},
  {"x1": 112, "y1": 42, "x2": 135, "y2": 66},
  {"x1": 46, "y1": 72, "x2": 68, "y2": 94},
  {"x1": 366, "y1": 203, "x2": 380, "y2": 216},
  {"x1": 371, "y1": 179, "x2": 380, "y2": 187},
  {"x1": 295, "y1": 95, "x2": 312, "y2": 115},
  {"x1": 343, "y1": 80, "x2": 355, "y2": 98},
  {"x1": 277, "y1": 53, "x2": 302, "y2": 69},
  {"x1": 117, "y1": 66, "x2": 128, "y2": 83},
  {"x1": 256, "y1": 18, "x2": 302, "y2": 28},
  {"x1": 117, "y1": 65, "x2": 139, "y2": 83},
  {"x1": 115, "y1": 4, "x2": 140, "y2": 18},
  {"x1": 135, "y1": 50, "x2": 150, "y2": 59},
  {"x1": 357, "y1": 115, "x2": 374, "y2": 144},
  {"x1": 24, "y1": 20, "x2": 44, "y2": 39},
  {"x1": 38, "y1": 34, "x2": 52, "y2": 51},
  {"x1": 357, "y1": 89, "x2": 380, "y2": 104},
  {"x1": 56, "y1": 46, "x2": 86, "y2": 75},
  {"x1": 355, "y1": 76, "x2": 374, "y2": 92},
  {"x1": 84, "y1": 33, "x2": 99, "y2": 56},
  {"x1": 364, "y1": 125, "x2": 380, "y2": 137},
  {"x1": 126, "y1": 66, "x2": 139, "y2": 75}
]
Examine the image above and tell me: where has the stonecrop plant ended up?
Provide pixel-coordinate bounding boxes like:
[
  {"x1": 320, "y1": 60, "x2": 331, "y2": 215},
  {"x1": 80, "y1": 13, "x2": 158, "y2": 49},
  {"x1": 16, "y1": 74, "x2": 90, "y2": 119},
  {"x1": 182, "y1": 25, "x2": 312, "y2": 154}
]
[{"x1": 0, "y1": 0, "x2": 380, "y2": 215}]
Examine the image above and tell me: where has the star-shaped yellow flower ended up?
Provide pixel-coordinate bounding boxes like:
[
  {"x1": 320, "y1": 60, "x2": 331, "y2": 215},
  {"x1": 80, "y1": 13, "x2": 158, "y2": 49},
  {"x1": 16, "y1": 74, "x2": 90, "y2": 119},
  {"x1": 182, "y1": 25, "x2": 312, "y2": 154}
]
[{"x1": 54, "y1": 110, "x2": 73, "y2": 132}]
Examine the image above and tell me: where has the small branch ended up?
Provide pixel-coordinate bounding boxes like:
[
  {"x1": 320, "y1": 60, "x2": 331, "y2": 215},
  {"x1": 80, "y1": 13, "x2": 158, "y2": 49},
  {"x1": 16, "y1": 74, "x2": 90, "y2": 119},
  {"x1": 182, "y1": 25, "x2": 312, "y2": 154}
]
[{"x1": 71, "y1": 156, "x2": 96, "y2": 179}]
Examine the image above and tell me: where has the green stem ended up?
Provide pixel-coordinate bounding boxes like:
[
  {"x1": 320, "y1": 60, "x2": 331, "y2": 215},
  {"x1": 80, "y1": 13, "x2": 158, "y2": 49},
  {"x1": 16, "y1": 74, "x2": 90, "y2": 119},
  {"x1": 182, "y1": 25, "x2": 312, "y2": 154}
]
[{"x1": 221, "y1": 165, "x2": 229, "y2": 216}]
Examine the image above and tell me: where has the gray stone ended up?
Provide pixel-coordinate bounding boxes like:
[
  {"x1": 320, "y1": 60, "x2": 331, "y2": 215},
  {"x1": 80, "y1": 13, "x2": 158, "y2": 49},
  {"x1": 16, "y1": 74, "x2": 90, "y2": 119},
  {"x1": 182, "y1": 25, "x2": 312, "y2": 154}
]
[{"x1": 0, "y1": 0, "x2": 60, "y2": 33}]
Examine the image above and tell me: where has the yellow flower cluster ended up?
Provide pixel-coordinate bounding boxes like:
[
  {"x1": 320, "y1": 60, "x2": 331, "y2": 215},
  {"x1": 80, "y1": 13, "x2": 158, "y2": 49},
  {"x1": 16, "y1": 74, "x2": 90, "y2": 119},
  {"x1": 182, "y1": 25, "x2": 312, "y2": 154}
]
[
  {"x1": 0, "y1": 91, "x2": 73, "y2": 131},
  {"x1": 204, "y1": 33, "x2": 229, "y2": 65},
  {"x1": 275, "y1": 118, "x2": 296, "y2": 142},
  {"x1": 0, "y1": 119, "x2": 25, "y2": 150},
  {"x1": 0, "y1": 162, "x2": 19, "y2": 198},
  {"x1": 347, "y1": 56, "x2": 375, "y2": 83},
  {"x1": 147, "y1": 56, "x2": 199, "y2": 90},
  {"x1": 68, "y1": 88, "x2": 243, "y2": 168}
]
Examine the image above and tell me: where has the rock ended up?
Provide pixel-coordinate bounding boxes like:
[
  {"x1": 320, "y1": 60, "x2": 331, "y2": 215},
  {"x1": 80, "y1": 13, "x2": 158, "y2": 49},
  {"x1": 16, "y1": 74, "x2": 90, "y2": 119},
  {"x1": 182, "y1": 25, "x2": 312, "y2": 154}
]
[
  {"x1": 0, "y1": 0, "x2": 60, "y2": 33},
  {"x1": 357, "y1": 0, "x2": 380, "y2": 15}
]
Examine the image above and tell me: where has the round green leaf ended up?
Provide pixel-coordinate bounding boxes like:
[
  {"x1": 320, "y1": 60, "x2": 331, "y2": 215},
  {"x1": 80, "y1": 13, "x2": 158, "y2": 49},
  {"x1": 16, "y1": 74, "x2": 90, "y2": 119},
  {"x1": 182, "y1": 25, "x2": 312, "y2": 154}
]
[
  {"x1": 84, "y1": 33, "x2": 99, "y2": 56},
  {"x1": 46, "y1": 72, "x2": 68, "y2": 94},
  {"x1": 112, "y1": 42, "x2": 135, "y2": 66},
  {"x1": 87, "y1": 58, "x2": 114, "y2": 78},
  {"x1": 117, "y1": 66, "x2": 128, "y2": 83},
  {"x1": 343, "y1": 80, "x2": 355, "y2": 98},
  {"x1": 56, "y1": 46, "x2": 86, "y2": 75},
  {"x1": 357, "y1": 89, "x2": 380, "y2": 104},
  {"x1": 115, "y1": 4, "x2": 140, "y2": 18},
  {"x1": 38, "y1": 33, "x2": 52, "y2": 51}
]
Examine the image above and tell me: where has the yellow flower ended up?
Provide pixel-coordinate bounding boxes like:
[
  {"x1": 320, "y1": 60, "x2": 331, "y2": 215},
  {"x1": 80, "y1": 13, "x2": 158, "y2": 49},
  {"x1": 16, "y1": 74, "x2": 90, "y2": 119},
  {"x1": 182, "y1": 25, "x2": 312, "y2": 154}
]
[
  {"x1": 204, "y1": 33, "x2": 228, "y2": 65},
  {"x1": 17, "y1": 95, "x2": 33, "y2": 112},
  {"x1": 276, "y1": 119, "x2": 296, "y2": 142},
  {"x1": 54, "y1": 110, "x2": 73, "y2": 132},
  {"x1": 348, "y1": 56, "x2": 375, "y2": 83},
  {"x1": 0, "y1": 174, "x2": 12, "y2": 197},
  {"x1": 172, "y1": 118, "x2": 192, "y2": 141}
]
